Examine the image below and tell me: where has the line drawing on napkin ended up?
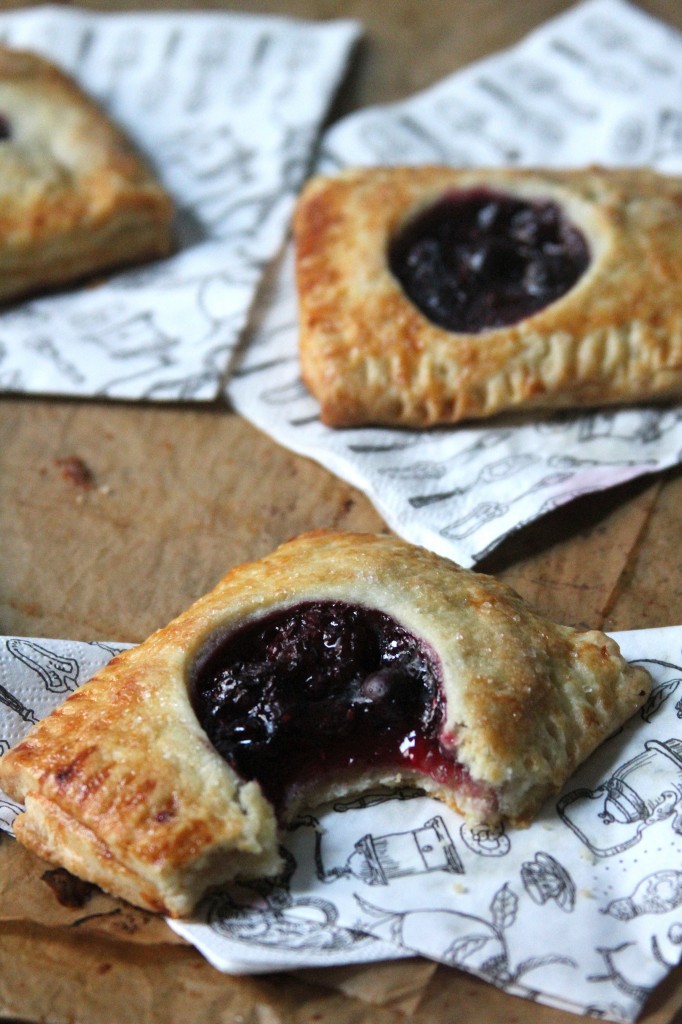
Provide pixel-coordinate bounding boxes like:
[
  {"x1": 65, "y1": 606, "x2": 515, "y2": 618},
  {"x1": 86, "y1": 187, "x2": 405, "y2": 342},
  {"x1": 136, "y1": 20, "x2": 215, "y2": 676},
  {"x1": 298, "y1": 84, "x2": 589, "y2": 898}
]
[
  {"x1": 306, "y1": 813, "x2": 464, "y2": 886},
  {"x1": 605, "y1": 870, "x2": 682, "y2": 920},
  {"x1": 557, "y1": 655, "x2": 682, "y2": 859},
  {"x1": 653, "y1": 110, "x2": 682, "y2": 163},
  {"x1": 206, "y1": 889, "x2": 358, "y2": 952},
  {"x1": 6, "y1": 639, "x2": 79, "y2": 694},
  {"x1": 636, "y1": 659, "x2": 682, "y2": 722},
  {"x1": 564, "y1": 408, "x2": 682, "y2": 445},
  {"x1": 358, "y1": 114, "x2": 463, "y2": 165},
  {"x1": 86, "y1": 641, "x2": 129, "y2": 659},
  {"x1": 509, "y1": 60, "x2": 599, "y2": 120},
  {"x1": 440, "y1": 471, "x2": 575, "y2": 541},
  {"x1": 24, "y1": 336, "x2": 87, "y2": 388},
  {"x1": 406, "y1": 454, "x2": 538, "y2": 509},
  {"x1": 548, "y1": 454, "x2": 659, "y2": 470},
  {"x1": 101, "y1": 29, "x2": 145, "y2": 105},
  {"x1": 548, "y1": 38, "x2": 637, "y2": 93},
  {"x1": 137, "y1": 27, "x2": 184, "y2": 113},
  {"x1": 476, "y1": 76, "x2": 564, "y2": 144},
  {"x1": 185, "y1": 32, "x2": 227, "y2": 112},
  {"x1": 204, "y1": 847, "x2": 370, "y2": 953},
  {"x1": 158, "y1": 124, "x2": 258, "y2": 240},
  {"x1": 433, "y1": 99, "x2": 522, "y2": 163},
  {"x1": 72, "y1": 304, "x2": 172, "y2": 352},
  {"x1": 354, "y1": 883, "x2": 576, "y2": 991},
  {"x1": 459, "y1": 821, "x2": 511, "y2": 857},
  {"x1": 0, "y1": 796, "x2": 21, "y2": 830},
  {"x1": 0, "y1": 683, "x2": 37, "y2": 726},
  {"x1": 521, "y1": 852, "x2": 576, "y2": 912},
  {"x1": 584, "y1": 13, "x2": 675, "y2": 77},
  {"x1": 653, "y1": 924, "x2": 682, "y2": 968},
  {"x1": 558, "y1": 738, "x2": 682, "y2": 858},
  {"x1": 588, "y1": 943, "x2": 652, "y2": 1008}
]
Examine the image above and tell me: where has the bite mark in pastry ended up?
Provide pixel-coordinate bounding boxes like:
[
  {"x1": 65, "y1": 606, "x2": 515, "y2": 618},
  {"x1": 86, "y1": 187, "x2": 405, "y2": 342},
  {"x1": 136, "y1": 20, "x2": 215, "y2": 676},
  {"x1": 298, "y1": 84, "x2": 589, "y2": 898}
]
[
  {"x1": 0, "y1": 46, "x2": 173, "y2": 304},
  {"x1": 0, "y1": 531, "x2": 651, "y2": 917},
  {"x1": 294, "y1": 165, "x2": 682, "y2": 427}
]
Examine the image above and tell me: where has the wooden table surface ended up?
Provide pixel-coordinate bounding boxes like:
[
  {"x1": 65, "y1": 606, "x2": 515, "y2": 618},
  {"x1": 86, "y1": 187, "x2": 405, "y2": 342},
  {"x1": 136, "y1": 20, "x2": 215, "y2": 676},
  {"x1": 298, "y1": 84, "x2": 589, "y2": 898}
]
[{"x1": 2, "y1": 2, "x2": 682, "y2": 1023}]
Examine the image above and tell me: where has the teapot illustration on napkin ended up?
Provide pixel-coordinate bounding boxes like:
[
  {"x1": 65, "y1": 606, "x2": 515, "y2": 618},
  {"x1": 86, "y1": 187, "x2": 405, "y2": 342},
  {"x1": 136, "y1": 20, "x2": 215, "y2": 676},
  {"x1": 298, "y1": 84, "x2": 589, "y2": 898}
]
[{"x1": 558, "y1": 738, "x2": 682, "y2": 857}]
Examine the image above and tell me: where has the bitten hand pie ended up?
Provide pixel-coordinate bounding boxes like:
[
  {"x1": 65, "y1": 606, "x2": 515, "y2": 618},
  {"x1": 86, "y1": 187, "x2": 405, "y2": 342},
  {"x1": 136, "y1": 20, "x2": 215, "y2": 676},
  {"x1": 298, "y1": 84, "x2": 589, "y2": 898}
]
[
  {"x1": 294, "y1": 165, "x2": 682, "y2": 427},
  {"x1": 0, "y1": 46, "x2": 173, "y2": 304},
  {"x1": 0, "y1": 531, "x2": 650, "y2": 917}
]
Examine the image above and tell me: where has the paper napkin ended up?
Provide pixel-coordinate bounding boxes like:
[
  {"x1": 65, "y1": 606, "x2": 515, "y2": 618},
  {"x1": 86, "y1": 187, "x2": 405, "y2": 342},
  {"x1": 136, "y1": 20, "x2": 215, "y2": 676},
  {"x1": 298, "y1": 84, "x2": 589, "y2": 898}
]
[
  {"x1": 227, "y1": 0, "x2": 682, "y2": 566},
  {"x1": 3, "y1": 625, "x2": 682, "y2": 1022},
  {"x1": 0, "y1": 4, "x2": 359, "y2": 399}
]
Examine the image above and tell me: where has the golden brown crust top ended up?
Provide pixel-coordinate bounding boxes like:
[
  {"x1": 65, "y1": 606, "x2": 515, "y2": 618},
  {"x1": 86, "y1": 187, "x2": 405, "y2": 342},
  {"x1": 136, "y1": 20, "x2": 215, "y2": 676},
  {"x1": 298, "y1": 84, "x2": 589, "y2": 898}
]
[
  {"x1": 0, "y1": 45, "x2": 173, "y2": 300},
  {"x1": 0, "y1": 530, "x2": 651, "y2": 915},
  {"x1": 294, "y1": 165, "x2": 682, "y2": 427}
]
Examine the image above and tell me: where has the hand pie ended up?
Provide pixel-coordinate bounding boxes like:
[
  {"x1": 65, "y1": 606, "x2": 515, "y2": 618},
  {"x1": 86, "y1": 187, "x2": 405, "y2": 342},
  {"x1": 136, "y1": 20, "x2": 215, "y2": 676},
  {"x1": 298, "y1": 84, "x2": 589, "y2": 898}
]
[
  {"x1": 0, "y1": 531, "x2": 650, "y2": 917},
  {"x1": 294, "y1": 165, "x2": 682, "y2": 427},
  {"x1": 0, "y1": 46, "x2": 173, "y2": 304}
]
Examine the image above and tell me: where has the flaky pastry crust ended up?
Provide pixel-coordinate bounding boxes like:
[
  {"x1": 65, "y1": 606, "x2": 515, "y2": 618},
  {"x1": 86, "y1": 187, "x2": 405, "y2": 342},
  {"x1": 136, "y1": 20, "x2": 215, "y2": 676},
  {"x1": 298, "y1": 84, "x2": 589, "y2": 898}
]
[
  {"x1": 0, "y1": 531, "x2": 650, "y2": 917},
  {"x1": 294, "y1": 165, "x2": 682, "y2": 427},
  {"x1": 0, "y1": 46, "x2": 173, "y2": 303}
]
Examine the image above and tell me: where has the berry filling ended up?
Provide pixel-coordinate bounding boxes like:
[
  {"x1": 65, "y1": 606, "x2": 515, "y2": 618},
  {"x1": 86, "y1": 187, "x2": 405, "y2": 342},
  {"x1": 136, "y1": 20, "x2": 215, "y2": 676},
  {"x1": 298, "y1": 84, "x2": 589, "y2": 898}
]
[
  {"x1": 190, "y1": 601, "x2": 467, "y2": 816},
  {"x1": 0, "y1": 114, "x2": 11, "y2": 141},
  {"x1": 388, "y1": 187, "x2": 590, "y2": 333}
]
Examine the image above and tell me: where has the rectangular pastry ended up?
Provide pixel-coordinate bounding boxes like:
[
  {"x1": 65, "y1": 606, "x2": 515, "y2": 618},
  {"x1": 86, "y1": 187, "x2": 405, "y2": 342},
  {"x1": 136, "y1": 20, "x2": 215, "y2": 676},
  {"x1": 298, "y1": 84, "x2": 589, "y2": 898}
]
[
  {"x1": 294, "y1": 165, "x2": 682, "y2": 427},
  {"x1": 0, "y1": 531, "x2": 650, "y2": 917},
  {"x1": 0, "y1": 45, "x2": 173, "y2": 304}
]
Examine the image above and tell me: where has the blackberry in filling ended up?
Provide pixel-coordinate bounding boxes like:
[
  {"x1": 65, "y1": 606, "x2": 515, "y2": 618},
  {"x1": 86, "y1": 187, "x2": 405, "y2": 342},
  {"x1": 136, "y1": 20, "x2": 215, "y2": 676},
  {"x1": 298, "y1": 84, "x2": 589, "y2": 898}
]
[
  {"x1": 190, "y1": 601, "x2": 462, "y2": 816},
  {"x1": 388, "y1": 187, "x2": 590, "y2": 333}
]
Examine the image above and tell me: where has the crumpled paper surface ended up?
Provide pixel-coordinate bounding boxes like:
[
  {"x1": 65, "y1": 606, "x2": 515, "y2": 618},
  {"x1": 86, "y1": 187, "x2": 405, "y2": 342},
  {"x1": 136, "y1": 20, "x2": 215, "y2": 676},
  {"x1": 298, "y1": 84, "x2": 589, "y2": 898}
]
[
  {"x1": 0, "y1": 4, "x2": 359, "y2": 399},
  {"x1": 227, "y1": 0, "x2": 682, "y2": 567},
  {"x1": 3, "y1": 626, "x2": 682, "y2": 1023}
]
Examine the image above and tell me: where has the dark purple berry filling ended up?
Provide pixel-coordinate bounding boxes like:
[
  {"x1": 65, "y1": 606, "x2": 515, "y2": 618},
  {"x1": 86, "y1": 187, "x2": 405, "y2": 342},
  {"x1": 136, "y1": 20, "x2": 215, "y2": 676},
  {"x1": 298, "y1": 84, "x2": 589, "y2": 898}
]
[
  {"x1": 190, "y1": 601, "x2": 462, "y2": 816},
  {"x1": 388, "y1": 187, "x2": 590, "y2": 333}
]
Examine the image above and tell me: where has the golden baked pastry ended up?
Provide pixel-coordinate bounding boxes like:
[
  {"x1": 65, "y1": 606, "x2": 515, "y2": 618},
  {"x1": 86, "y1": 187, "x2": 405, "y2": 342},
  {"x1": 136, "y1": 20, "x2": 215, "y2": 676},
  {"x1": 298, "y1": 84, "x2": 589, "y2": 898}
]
[
  {"x1": 0, "y1": 531, "x2": 650, "y2": 917},
  {"x1": 0, "y1": 46, "x2": 173, "y2": 304},
  {"x1": 294, "y1": 165, "x2": 682, "y2": 427}
]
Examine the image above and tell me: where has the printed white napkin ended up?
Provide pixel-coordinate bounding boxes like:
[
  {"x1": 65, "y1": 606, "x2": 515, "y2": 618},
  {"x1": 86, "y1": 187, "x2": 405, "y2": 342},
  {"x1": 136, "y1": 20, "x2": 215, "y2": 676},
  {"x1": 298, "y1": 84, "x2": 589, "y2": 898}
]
[
  {"x1": 227, "y1": 0, "x2": 682, "y2": 566},
  {"x1": 0, "y1": 4, "x2": 359, "y2": 399},
  {"x1": 2, "y1": 626, "x2": 682, "y2": 1022}
]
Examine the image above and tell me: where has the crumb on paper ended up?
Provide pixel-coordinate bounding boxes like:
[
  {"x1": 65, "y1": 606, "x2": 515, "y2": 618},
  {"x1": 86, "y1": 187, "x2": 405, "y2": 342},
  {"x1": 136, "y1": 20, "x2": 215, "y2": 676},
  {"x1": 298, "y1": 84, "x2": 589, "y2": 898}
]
[{"x1": 55, "y1": 455, "x2": 95, "y2": 489}]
